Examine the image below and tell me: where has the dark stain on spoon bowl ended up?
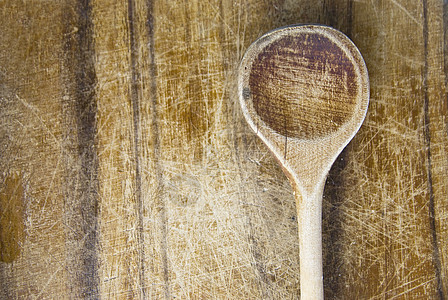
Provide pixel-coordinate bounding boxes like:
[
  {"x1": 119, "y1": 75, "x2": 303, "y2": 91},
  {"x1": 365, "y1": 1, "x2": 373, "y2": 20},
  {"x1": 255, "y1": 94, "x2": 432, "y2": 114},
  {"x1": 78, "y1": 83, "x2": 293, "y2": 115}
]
[{"x1": 248, "y1": 32, "x2": 359, "y2": 139}]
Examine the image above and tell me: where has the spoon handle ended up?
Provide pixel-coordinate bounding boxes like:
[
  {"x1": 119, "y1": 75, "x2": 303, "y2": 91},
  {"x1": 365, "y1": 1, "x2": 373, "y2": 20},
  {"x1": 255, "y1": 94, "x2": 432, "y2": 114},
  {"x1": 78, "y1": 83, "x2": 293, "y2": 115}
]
[{"x1": 294, "y1": 179, "x2": 326, "y2": 300}]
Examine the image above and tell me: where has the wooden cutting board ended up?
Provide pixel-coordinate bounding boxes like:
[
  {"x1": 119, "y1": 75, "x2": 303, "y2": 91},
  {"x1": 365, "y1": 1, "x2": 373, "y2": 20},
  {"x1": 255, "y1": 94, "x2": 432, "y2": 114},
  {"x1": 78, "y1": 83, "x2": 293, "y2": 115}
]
[{"x1": 1, "y1": 0, "x2": 447, "y2": 298}]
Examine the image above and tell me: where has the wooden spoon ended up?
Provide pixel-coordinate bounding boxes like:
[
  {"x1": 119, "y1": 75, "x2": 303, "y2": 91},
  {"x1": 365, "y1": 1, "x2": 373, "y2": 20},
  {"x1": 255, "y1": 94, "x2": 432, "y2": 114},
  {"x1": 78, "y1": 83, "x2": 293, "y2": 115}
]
[{"x1": 237, "y1": 25, "x2": 369, "y2": 299}]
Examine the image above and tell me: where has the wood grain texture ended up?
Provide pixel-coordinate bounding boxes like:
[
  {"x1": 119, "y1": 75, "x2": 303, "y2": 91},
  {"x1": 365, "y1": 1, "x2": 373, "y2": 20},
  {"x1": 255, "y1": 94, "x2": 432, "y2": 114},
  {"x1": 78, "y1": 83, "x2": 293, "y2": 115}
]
[{"x1": 0, "y1": 0, "x2": 447, "y2": 299}]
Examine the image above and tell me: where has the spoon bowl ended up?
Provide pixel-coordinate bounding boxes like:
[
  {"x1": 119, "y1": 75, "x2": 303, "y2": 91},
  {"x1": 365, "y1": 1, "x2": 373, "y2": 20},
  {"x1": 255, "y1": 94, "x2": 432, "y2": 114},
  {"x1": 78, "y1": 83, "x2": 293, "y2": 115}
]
[{"x1": 238, "y1": 25, "x2": 369, "y2": 299}]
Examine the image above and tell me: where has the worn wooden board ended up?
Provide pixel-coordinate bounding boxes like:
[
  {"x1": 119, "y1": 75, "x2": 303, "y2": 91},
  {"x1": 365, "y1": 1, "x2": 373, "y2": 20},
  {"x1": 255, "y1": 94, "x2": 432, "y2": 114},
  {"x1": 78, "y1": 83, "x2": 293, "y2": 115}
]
[{"x1": 0, "y1": 0, "x2": 447, "y2": 298}]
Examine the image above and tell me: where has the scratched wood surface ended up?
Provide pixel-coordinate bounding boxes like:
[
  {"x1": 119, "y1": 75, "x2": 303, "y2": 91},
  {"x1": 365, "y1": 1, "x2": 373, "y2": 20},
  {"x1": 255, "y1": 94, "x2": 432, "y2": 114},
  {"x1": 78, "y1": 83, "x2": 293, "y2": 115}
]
[{"x1": 0, "y1": 0, "x2": 447, "y2": 299}]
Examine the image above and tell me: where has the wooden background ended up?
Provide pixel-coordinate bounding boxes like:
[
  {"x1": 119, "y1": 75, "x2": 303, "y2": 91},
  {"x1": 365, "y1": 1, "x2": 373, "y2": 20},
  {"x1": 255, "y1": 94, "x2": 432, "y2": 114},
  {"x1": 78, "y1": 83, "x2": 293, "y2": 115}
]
[{"x1": 1, "y1": 0, "x2": 447, "y2": 299}]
